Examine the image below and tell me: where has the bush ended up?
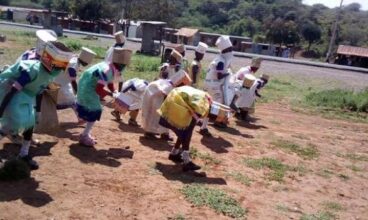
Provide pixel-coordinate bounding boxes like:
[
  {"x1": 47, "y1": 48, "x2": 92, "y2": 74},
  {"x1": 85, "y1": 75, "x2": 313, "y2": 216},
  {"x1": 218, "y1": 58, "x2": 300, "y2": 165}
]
[
  {"x1": 63, "y1": 39, "x2": 83, "y2": 51},
  {"x1": 132, "y1": 54, "x2": 161, "y2": 72},
  {"x1": 305, "y1": 89, "x2": 368, "y2": 113}
]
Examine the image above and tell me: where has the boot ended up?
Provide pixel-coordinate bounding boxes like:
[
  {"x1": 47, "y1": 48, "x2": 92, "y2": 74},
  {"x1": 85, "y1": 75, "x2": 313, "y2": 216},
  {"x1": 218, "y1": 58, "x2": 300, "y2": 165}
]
[
  {"x1": 168, "y1": 153, "x2": 183, "y2": 163},
  {"x1": 160, "y1": 133, "x2": 174, "y2": 141},
  {"x1": 182, "y1": 161, "x2": 201, "y2": 172},
  {"x1": 199, "y1": 128, "x2": 212, "y2": 137}
]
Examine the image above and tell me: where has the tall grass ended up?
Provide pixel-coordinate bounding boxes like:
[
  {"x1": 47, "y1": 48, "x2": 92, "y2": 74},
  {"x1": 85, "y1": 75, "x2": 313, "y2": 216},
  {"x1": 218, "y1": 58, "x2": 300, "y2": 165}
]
[{"x1": 305, "y1": 89, "x2": 368, "y2": 113}]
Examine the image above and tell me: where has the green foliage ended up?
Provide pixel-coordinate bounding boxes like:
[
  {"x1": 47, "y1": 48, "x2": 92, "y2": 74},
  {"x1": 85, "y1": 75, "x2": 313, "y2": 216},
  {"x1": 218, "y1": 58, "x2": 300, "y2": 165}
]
[
  {"x1": 227, "y1": 172, "x2": 252, "y2": 186},
  {"x1": 243, "y1": 157, "x2": 289, "y2": 182},
  {"x1": 302, "y1": 21, "x2": 322, "y2": 51},
  {"x1": 300, "y1": 211, "x2": 336, "y2": 220},
  {"x1": 305, "y1": 89, "x2": 368, "y2": 113},
  {"x1": 181, "y1": 184, "x2": 247, "y2": 219},
  {"x1": 7, "y1": 0, "x2": 368, "y2": 50},
  {"x1": 132, "y1": 54, "x2": 161, "y2": 72},
  {"x1": 336, "y1": 153, "x2": 368, "y2": 162},
  {"x1": 69, "y1": 0, "x2": 116, "y2": 21},
  {"x1": 271, "y1": 139, "x2": 319, "y2": 160},
  {"x1": 0, "y1": 0, "x2": 10, "y2": 5},
  {"x1": 322, "y1": 201, "x2": 343, "y2": 212},
  {"x1": 190, "y1": 147, "x2": 221, "y2": 166},
  {"x1": 0, "y1": 158, "x2": 31, "y2": 181},
  {"x1": 63, "y1": 39, "x2": 83, "y2": 51}
]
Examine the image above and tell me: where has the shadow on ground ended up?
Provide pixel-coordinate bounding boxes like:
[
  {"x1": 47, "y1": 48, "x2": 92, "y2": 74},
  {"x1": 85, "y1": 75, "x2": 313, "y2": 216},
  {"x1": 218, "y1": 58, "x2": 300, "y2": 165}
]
[
  {"x1": 0, "y1": 177, "x2": 53, "y2": 207},
  {"x1": 155, "y1": 162, "x2": 227, "y2": 185},
  {"x1": 138, "y1": 136, "x2": 172, "y2": 152},
  {"x1": 69, "y1": 143, "x2": 134, "y2": 167}
]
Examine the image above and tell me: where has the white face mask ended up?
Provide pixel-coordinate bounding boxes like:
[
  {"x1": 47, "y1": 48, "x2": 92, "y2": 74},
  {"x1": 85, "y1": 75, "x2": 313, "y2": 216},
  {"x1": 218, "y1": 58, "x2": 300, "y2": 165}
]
[{"x1": 223, "y1": 52, "x2": 234, "y2": 62}]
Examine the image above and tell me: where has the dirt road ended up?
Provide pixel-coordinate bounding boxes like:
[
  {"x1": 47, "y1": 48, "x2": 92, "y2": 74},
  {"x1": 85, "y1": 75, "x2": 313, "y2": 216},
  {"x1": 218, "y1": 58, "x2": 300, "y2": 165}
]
[{"x1": 1, "y1": 102, "x2": 367, "y2": 219}]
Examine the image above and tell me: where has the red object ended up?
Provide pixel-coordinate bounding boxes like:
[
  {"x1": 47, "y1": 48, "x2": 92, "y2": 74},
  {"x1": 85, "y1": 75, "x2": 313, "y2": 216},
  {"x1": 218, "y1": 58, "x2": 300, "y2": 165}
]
[
  {"x1": 107, "y1": 83, "x2": 115, "y2": 93},
  {"x1": 96, "y1": 83, "x2": 110, "y2": 99}
]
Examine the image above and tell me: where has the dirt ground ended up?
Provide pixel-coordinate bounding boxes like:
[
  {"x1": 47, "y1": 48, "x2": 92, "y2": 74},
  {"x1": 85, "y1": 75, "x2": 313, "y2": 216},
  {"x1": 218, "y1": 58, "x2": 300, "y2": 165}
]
[{"x1": 0, "y1": 101, "x2": 367, "y2": 220}]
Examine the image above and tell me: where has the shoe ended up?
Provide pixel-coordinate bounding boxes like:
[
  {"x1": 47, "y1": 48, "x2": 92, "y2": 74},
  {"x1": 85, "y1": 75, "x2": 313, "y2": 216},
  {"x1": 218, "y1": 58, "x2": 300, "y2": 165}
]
[
  {"x1": 144, "y1": 132, "x2": 157, "y2": 139},
  {"x1": 199, "y1": 128, "x2": 212, "y2": 137},
  {"x1": 79, "y1": 134, "x2": 96, "y2": 147},
  {"x1": 128, "y1": 119, "x2": 139, "y2": 127},
  {"x1": 168, "y1": 153, "x2": 183, "y2": 163},
  {"x1": 111, "y1": 110, "x2": 121, "y2": 121},
  {"x1": 160, "y1": 133, "x2": 174, "y2": 141},
  {"x1": 18, "y1": 155, "x2": 39, "y2": 170},
  {"x1": 182, "y1": 161, "x2": 201, "y2": 172},
  {"x1": 169, "y1": 153, "x2": 183, "y2": 163}
]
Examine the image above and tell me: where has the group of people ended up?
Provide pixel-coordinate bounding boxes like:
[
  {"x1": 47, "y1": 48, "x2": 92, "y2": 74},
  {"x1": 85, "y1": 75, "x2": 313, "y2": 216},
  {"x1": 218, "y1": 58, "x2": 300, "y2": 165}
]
[{"x1": 0, "y1": 30, "x2": 269, "y2": 172}]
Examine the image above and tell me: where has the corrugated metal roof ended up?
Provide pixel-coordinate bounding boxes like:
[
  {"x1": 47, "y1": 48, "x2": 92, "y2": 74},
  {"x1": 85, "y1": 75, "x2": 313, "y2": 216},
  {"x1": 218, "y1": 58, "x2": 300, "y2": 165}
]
[
  {"x1": 337, "y1": 45, "x2": 368, "y2": 58},
  {"x1": 175, "y1": 28, "x2": 199, "y2": 37}
]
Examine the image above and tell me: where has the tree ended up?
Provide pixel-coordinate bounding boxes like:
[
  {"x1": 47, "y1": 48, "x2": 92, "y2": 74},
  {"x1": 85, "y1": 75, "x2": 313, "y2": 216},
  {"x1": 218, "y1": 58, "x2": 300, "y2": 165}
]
[
  {"x1": 70, "y1": 0, "x2": 116, "y2": 21},
  {"x1": 265, "y1": 18, "x2": 300, "y2": 46},
  {"x1": 301, "y1": 21, "x2": 322, "y2": 51}
]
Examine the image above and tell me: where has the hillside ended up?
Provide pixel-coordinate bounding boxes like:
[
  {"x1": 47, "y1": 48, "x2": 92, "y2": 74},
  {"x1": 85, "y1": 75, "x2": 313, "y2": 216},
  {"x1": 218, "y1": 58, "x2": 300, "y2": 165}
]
[{"x1": 2, "y1": 0, "x2": 368, "y2": 56}]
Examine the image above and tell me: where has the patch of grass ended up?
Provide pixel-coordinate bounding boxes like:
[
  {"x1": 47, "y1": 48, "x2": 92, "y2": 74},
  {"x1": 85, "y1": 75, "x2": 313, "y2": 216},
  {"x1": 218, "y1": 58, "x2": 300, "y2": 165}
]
[
  {"x1": 227, "y1": 172, "x2": 252, "y2": 186},
  {"x1": 316, "y1": 169, "x2": 334, "y2": 179},
  {"x1": 300, "y1": 211, "x2": 336, "y2": 220},
  {"x1": 292, "y1": 134, "x2": 311, "y2": 140},
  {"x1": 305, "y1": 89, "x2": 368, "y2": 113},
  {"x1": 181, "y1": 184, "x2": 247, "y2": 219},
  {"x1": 132, "y1": 54, "x2": 161, "y2": 72},
  {"x1": 347, "y1": 164, "x2": 363, "y2": 172},
  {"x1": 276, "y1": 204, "x2": 290, "y2": 213},
  {"x1": 337, "y1": 174, "x2": 350, "y2": 181},
  {"x1": 289, "y1": 164, "x2": 308, "y2": 176},
  {"x1": 322, "y1": 201, "x2": 343, "y2": 212},
  {"x1": 272, "y1": 139, "x2": 319, "y2": 160},
  {"x1": 258, "y1": 78, "x2": 299, "y2": 103},
  {"x1": 336, "y1": 153, "x2": 368, "y2": 162},
  {"x1": 168, "y1": 214, "x2": 186, "y2": 220},
  {"x1": 63, "y1": 39, "x2": 83, "y2": 51},
  {"x1": 243, "y1": 157, "x2": 289, "y2": 182},
  {"x1": 190, "y1": 148, "x2": 221, "y2": 166}
]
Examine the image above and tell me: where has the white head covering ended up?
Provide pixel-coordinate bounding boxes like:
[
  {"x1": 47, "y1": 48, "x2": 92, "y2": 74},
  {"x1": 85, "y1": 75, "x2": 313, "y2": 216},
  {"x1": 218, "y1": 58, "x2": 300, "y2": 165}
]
[
  {"x1": 195, "y1": 42, "x2": 208, "y2": 54},
  {"x1": 36, "y1": 30, "x2": 57, "y2": 55},
  {"x1": 216, "y1": 35, "x2": 232, "y2": 51}
]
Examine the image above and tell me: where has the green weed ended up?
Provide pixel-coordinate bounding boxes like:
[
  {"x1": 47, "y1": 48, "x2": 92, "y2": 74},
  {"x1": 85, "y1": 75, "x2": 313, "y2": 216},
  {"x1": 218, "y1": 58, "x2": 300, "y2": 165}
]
[
  {"x1": 305, "y1": 89, "x2": 368, "y2": 113},
  {"x1": 300, "y1": 211, "x2": 336, "y2": 220},
  {"x1": 271, "y1": 139, "x2": 319, "y2": 160},
  {"x1": 190, "y1": 148, "x2": 221, "y2": 166},
  {"x1": 227, "y1": 172, "x2": 252, "y2": 186},
  {"x1": 181, "y1": 184, "x2": 247, "y2": 219},
  {"x1": 243, "y1": 157, "x2": 289, "y2": 182},
  {"x1": 322, "y1": 201, "x2": 343, "y2": 212}
]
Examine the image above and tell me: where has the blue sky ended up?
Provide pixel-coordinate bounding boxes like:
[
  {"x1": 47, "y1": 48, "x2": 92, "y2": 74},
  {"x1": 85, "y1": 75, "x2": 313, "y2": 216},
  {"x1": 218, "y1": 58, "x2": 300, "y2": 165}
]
[{"x1": 303, "y1": 0, "x2": 368, "y2": 10}]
